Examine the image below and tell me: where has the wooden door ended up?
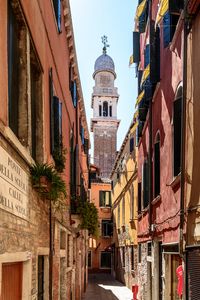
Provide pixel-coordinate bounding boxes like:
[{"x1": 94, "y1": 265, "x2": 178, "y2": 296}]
[{"x1": 1, "y1": 262, "x2": 22, "y2": 300}]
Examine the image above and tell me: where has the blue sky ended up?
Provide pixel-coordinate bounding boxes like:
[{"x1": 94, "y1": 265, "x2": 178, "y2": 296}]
[{"x1": 69, "y1": 0, "x2": 138, "y2": 156}]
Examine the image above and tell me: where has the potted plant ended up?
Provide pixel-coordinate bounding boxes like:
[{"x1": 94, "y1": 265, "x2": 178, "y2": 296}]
[{"x1": 30, "y1": 163, "x2": 67, "y2": 201}]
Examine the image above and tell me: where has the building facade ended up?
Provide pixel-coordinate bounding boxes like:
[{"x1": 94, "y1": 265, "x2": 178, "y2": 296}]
[
  {"x1": 133, "y1": 0, "x2": 184, "y2": 299},
  {"x1": 185, "y1": 1, "x2": 200, "y2": 298},
  {"x1": 0, "y1": 0, "x2": 89, "y2": 299},
  {"x1": 88, "y1": 165, "x2": 112, "y2": 273},
  {"x1": 110, "y1": 121, "x2": 138, "y2": 290}
]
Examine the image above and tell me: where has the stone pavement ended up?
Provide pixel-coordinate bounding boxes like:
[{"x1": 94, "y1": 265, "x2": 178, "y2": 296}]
[{"x1": 82, "y1": 273, "x2": 133, "y2": 300}]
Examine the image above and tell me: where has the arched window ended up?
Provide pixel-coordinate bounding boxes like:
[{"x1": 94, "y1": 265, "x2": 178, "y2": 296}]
[
  {"x1": 103, "y1": 101, "x2": 108, "y2": 117},
  {"x1": 173, "y1": 85, "x2": 183, "y2": 177},
  {"x1": 99, "y1": 105, "x2": 102, "y2": 117},
  {"x1": 154, "y1": 132, "x2": 160, "y2": 198},
  {"x1": 109, "y1": 106, "x2": 112, "y2": 117}
]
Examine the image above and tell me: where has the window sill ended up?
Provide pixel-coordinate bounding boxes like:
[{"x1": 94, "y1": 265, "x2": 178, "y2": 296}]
[
  {"x1": 0, "y1": 122, "x2": 34, "y2": 166},
  {"x1": 166, "y1": 173, "x2": 181, "y2": 189},
  {"x1": 152, "y1": 195, "x2": 161, "y2": 205},
  {"x1": 138, "y1": 205, "x2": 149, "y2": 219}
]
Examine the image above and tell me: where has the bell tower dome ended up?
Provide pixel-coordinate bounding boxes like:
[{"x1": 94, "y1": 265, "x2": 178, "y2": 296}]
[{"x1": 91, "y1": 36, "x2": 120, "y2": 178}]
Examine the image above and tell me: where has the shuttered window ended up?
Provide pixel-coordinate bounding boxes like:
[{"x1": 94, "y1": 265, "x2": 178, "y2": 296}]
[
  {"x1": 8, "y1": 1, "x2": 20, "y2": 137},
  {"x1": 101, "y1": 220, "x2": 113, "y2": 237},
  {"x1": 70, "y1": 80, "x2": 78, "y2": 107},
  {"x1": 130, "y1": 137, "x2": 134, "y2": 153},
  {"x1": 131, "y1": 245, "x2": 135, "y2": 270},
  {"x1": 187, "y1": 248, "x2": 200, "y2": 299},
  {"x1": 99, "y1": 191, "x2": 111, "y2": 207},
  {"x1": 53, "y1": 0, "x2": 61, "y2": 32},
  {"x1": 163, "y1": 12, "x2": 180, "y2": 48},
  {"x1": 53, "y1": 96, "x2": 62, "y2": 152},
  {"x1": 154, "y1": 135, "x2": 160, "y2": 198},
  {"x1": 144, "y1": 44, "x2": 150, "y2": 68},
  {"x1": 130, "y1": 185, "x2": 134, "y2": 220},
  {"x1": 122, "y1": 197, "x2": 125, "y2": 225},
  {"x1": 138, "y1": 182, "x2": 142, "y2": 213},
  {"x1": 133, "y1": 31, "x2": 140, "y2": 63},
  {"x1": 150, "y1": 23, "x2": 160, "y2": 84},
  {"x1": 142, "y1": 159, "x2": 149, "y2": 209},
  {"x1": 173, "y1": 95, "x2": 182, "y2": 177}
]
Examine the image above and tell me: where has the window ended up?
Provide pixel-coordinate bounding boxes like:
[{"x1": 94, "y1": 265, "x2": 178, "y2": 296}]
[
  {"x1": 130, "y1": 137, "x2": 134, "y2": 153},
  {"x1": 101, "y1": 220, "x2": 113, "y2": 237},
  {"x1": 154, "y1": 133, "x2": 160, "y2": 198},
  {"x1": 138, "y1": 244, "x2": 142, "y2": 263},
  {"x1": 122, "y1": 247, "x2": 125, "y2": 268},
  {"x1": 147, "y1": 242, "x2": 152, "y2": 256},
  {"x1": 131, "y1": 245, "x2": 134, "y2": 270},
  {"x1": 142, "y1": 158, "x2": 149, "y2": 209},
  {"x1": 8, "y1": 0, "x2": 23, "y2": 138},
  {"x1": 8, "y1": 1, "x2": 43, "y2": 161},
  {"x1": 138, "y1": 182, "x2": 142, "y2": 213},
  {"x1": 67, "y1": 234, "x2": 72, "y2": 267},
  {"x1": 60, "y1": 229, "x2": 66, "y2": 250},
  {"x1": 99, "y1": 105, "x2": 102, "y2": 116},
  {"x1": 38, "y1": 256, "x2": 44, "y2": 300},
  {"x1": 88, "y1": 251, "x2": 92, "y2": 268},
  {"x1": 30, "y1": 44, "x2": 43, "y2": 161},
  {"x1": 101, "y1": 251, "x2": 111, "y2": 268},
  {"x1": 122, "y1": 197, "x2": 125, "y2": 225},
  {"x1": 103, "y1": 101, "x2": 108, "y2": 116},
  {"x1": 163, "y1": 11, "x2": 180, "y2": 48},
  {"x1": 118, "y1": 204, "x2": 120, "y2": 227},
  {"x1": 52, "y1": 0, "x2": 61, "y2": 32},
  {"x1": 109, "y1": 106, "x2": 112, "y2": 117},
  {"x1": 70, "y1": 80, "x2": 77, "y2": 107},
  {"x1": 99, "y1": 191, "x2": 111, "y2": 207},
  {"x1": 130, "y1": 185, "x2": 134, "y2": 220},
  {"x1": 173, "y1": 87, "x2": 182, "y2": 177}
]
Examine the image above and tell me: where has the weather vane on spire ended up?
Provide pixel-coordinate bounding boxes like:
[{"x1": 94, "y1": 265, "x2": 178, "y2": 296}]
[{"x1": 101, "y1": 35, "x2": 109, "y2": 54}]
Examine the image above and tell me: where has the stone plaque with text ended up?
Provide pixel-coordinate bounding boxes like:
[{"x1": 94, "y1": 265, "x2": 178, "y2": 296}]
[{"x1": 0, "y1": 146, "x2": 29, "y2": 220}]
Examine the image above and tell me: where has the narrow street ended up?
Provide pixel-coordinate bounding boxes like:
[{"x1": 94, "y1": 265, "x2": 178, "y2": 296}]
[{"x1": 82, "y1": 273, "x2": 133, "y2": 300}]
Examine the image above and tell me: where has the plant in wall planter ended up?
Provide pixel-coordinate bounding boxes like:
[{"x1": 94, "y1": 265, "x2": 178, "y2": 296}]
[
  {"x1": 75, "y1": 197, "x2": 99, "y2": 237},
  {"x1": 53, "y1": 147, "x2": 67, "y2": 173},
  {"x1": 30, "y1": 163, "x2": 67, "y2": 201}
]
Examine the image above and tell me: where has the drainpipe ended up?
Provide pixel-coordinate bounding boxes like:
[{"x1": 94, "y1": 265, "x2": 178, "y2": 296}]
[
  {"x1": 180, "y1": 0, "x2": 189, "y2": 258},
  {"x1": 49, "y1": 200, "x2": 53, "y2": 300},
  {"x1": 148, "y1": 0, "x2": 153, "y2": 235}
]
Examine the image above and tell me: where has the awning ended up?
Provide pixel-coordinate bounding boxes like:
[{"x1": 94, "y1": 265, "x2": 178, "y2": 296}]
[
  {"x1": 129, "y1": 54, "x2": 134, "y2": 66},
  {"x1": 155, "y1": 0, "x2": 169, "y2": 25},
  {"x1": 140, "y1": 64, "x2": 150, "y2": 88},
  {"x1": 135, "y1": 0, "x2": 147, "y2": 20},
  {"x1": 130, "y1": 121, "x2": 138, "y2": 134},
  {"x1": 135, "y1": 90, "x2": 145, "y2": 108},
  {"x1": 134, "y1": 110, "x2": 139, "y2": 119}
]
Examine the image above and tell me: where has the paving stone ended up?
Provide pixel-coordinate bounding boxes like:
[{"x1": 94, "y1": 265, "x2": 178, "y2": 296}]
[{"x1": 82, "y1": 273, "x2": 133, "y2": 300}]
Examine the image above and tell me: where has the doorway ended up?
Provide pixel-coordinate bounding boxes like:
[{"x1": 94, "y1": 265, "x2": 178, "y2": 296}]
[{"x1": 1, "y1": 262, "x2": 23, "y2": 300}]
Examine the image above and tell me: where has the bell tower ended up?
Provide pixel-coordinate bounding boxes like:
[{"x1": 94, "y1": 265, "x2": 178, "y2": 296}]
[{"x1": 91, "y1": 36, "x2": 120, "y2": 178}]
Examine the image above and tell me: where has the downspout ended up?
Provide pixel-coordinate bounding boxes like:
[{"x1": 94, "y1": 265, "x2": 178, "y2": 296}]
[
  {"x1": 148, "y1": 0, "x2": 153, "y2": 235},
  {"x1": 180, "y1": 0, "x2": 189, "y2": 257},
  {"x1": 49, "y1": 200, "x2": 53, "y2": 300}
]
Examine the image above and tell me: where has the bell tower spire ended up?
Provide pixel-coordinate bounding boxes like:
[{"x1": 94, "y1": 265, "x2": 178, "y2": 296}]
[{"x1": 91, "y1": 40, "x2": 120, "y2": 179}]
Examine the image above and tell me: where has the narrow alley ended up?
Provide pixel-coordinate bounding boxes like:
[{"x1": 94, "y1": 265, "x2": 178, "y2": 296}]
[{"x1": 82, "y1": 274, "x2": 133, "y2": 300}]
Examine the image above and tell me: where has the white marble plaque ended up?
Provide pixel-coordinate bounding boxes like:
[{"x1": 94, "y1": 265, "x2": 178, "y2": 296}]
[{"x1": 0, "y1": 146, "x2": 29, "y2": 220}]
